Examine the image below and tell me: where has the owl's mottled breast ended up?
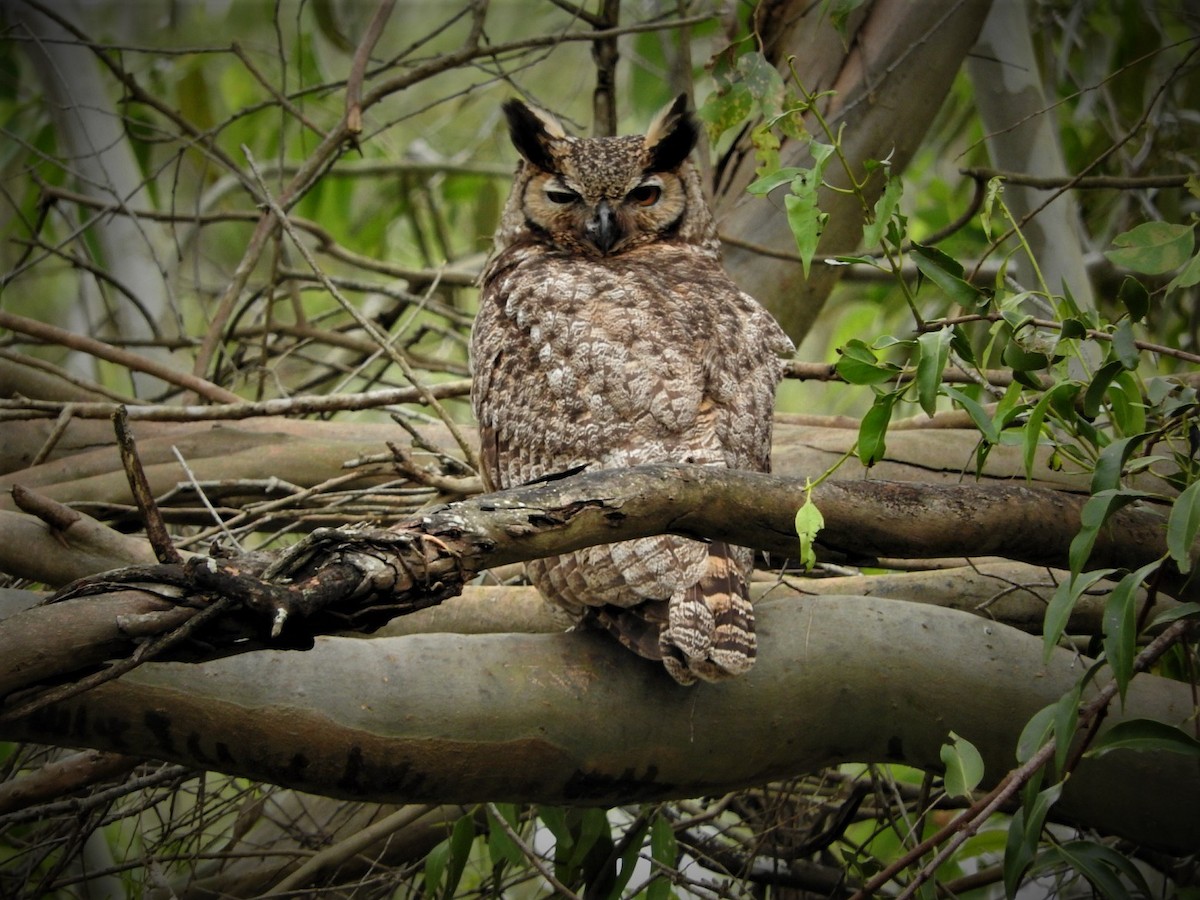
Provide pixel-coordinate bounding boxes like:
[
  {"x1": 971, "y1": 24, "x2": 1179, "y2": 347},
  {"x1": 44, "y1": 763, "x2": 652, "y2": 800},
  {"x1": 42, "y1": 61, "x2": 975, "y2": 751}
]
[{"x1": 473, "y1": 241, "x2": 790, "y2": 489}]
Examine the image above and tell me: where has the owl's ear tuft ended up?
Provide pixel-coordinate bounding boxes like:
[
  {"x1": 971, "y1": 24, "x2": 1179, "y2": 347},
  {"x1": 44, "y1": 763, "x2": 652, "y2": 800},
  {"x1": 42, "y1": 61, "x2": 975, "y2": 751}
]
[
  {"x1": 503, "y1": 99, "x2": 566, "y2": 172},
  {"x1": 644, "y1": 94, "x2": 698, "y2": 172}
]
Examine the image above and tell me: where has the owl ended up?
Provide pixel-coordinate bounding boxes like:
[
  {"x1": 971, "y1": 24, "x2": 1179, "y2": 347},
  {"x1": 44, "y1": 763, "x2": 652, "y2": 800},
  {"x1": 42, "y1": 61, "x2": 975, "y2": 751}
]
[{"x1": 471, "y1": 95, "x2": 793, "y2": 685}]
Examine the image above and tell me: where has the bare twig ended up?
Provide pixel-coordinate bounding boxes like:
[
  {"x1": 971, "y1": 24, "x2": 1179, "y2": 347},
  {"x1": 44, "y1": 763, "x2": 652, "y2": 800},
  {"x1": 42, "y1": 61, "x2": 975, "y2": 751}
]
[
  {"x1": 963, "y1": 167, "x2": 1193, "y2": 190},
  {"x1": 0, "y1": 310, "x2": 241, "y2": 404},
  {"x1": 344, "y1": 0, "x2": 397, "y2": 138},
  {"x1": 113, "y1": 407, "x2": 182, "y2": 565},
  {"x1": 0, "y1": 379, "x2": 471, "y2": 421},
  {"x1": 266, "y1": 803, "x2": 440, "y2": 895},
  {"x1": 485, "y1": 803, "x2": 584, "y2": 900},
  {"x1": 922, "y1": 312, "x2": 1200, "y2": 366},
  {"x1": 242, "y1": 146, "x2": 482, "y2": 477}
]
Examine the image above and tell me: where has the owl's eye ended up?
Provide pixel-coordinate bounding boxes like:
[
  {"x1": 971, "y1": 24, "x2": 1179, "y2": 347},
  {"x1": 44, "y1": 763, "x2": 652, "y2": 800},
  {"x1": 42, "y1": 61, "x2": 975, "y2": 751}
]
[
  {"x1": 545, "y1": 187, "x2": 580, "y2": 205},
  {"x1": 627, "y1": 184, "x2": 662, "y2": 207}
]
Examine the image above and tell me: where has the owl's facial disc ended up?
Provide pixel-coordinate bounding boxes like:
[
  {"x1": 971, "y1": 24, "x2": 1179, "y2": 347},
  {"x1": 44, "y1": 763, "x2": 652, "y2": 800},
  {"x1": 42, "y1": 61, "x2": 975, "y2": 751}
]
[{"x1": 523, "y1": 167, "x2": 686, "y2": 257}]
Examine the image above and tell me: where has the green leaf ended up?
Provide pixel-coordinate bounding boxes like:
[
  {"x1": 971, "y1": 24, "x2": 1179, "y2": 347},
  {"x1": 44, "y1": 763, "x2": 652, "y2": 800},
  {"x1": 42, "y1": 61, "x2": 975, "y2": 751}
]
[
  {"x1": 784, "y1": 175, "x2": 830, "y2": 278},
  {"x1": 1002, "y1": 339, "x2": 1051, "y2": 373},
  {"x1": 857, "y1": 390, "x2": 898, "y2": 467},
  {"x1": 941, "y1": 385, "x2": 999, "y2": 444},
  {"x1": 911, "y1": 244, "x2": 981, "y2": 306},
  {"x1": 1167, "y1": 480, "x2": 1200, "y2": 574},
  {"x1": 940, "y1": 731, "x2": 985, "y2": 799},
  {"x1": 540, "y1": 806, "x2": 571, "y2": 855},
  {"x1": 1081, "y1": 359, "x2": 1125, "y2": 420},
  {"x1": 1167, "y1": 249, "x2": 1200, "y2": 292},
  {"x1": 915, "y1": 326, "x2": 952, "y2": 417},
  {"x1": 1044, "y1": 569, "x2": 1116, "y2": 660},
  {"x1": 698, "y1": 80, "x2": 753, "y2": 144},
  {"x1": 1117, "y1": 276, "x2": 1150, "y2": 322},
  {"x1": 424, "y1": 839, "x2": 450, "y2": 896},
  {"x1": 1047, "y1": 840, "x2": 1153, "y2": 900},
  {"x1": 736, "y1": 50, "x2": 786, "y2": 111},
  {"x1": 1104, "y1": 221, "x2": 1195, "y2": 275},
  {"x1": 1052, "y1": 685, "x2": 1081, "y2": 776},
  {"x1": 777, "y1": 151, "x2": 835, "y2": 278},
  {"x1": 647, "y1": 816, "x2": 678, "y2": 900},
  {"x1": 794, "y1": 488, "x2": 825, "y2": 572},
  {"x1": 1023, "y1": 382, "x2": 1080, "y2": 478},
  {"x1": 1085, "y1": 717, "x2": 1200, "y2": 759},
  {"x1": 486, "y1": 804, "x2": 523, "y2": 869},
  {"x1": 981, "y1": 176, "x2": 1003, "y2": 239},
  {"x1": 1111, "y1": 319, "x2": 1140, "y2": 369},
  {"x1": 1103, "y1": 562, "x2": 1158, "y2": 706},
  {"x1": 862, "y1": 175, "x2": 903, "y2": 249},
  {"x1": 611, "y1": 816, "x2": 652, "y2": 899},
  {"x1": 949, "y1": 324, "x2": 977, "y2": 367},
  {"x1": 1068, "y1": 489, "x2": 1152, "y2": 577},
  {"x1": 746, "y1": 166, "x2": 806, "y2": 196},
  {"x1": 1149, "y1": 601, "x2": 1200, "y2": 629},
  {"x1": 1015, "y1": 703, "x2": 1055, "y2": 764},
  {"x1": 1060, "y1": 316, "x2": 1089, "y2": 340},
  {"x1": 1108, "y1": 371, "x2": 1147, "y2": 437},
  {"x1": 828, "y1": 254, "x2": 882, "y2": 268},
  {"x1": 1003, "y1": 782, "x2": 1063, "y2": 898},
  {"x1": 1090, "y1": 433, "x2": 1146, "y2": 494},
  {"x1": 566, "y1": 807, "x2": 609, "y2": 874},
  {"x1": 445, "y1": 813, "x2": 478, "y2": 895},
  {"x1": 835, "y1": 340, "x2": 900, "y2": 384}
]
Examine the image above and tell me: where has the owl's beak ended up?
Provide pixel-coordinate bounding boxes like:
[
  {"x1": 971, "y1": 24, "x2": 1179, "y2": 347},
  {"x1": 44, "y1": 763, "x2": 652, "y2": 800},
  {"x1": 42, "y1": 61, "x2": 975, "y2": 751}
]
[{"x1": 586, "y1": 201, "x2": 620, "y2": 254}]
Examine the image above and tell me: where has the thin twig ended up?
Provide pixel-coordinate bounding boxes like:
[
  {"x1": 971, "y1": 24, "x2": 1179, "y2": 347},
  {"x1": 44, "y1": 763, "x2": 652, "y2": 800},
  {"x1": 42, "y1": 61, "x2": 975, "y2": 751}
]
[
  {"x1": 344, "y1": 0, "x2": 397, "y2": 137},
  {"x1": 964, "y1": 167, "x2": 1194, "y2": 190},
  {"x1": 242, "y1": 146, "x2": 482, "y2": 476},
  {"x1": 114, "y1": 406, "x2": 183, "y2": 564},
  {"x1": 0, "y1": 379, "x2": 471, "y2": 421},
  {"x1": 266, "y1": 803, "x2": 441, "y2": 895},
  {"x1": 485, "y1": 803, "x2": 584, "y2": 900},
  {"x1": 922, "y1": 312, "x2": 1200, "y2": 366},
  {"x1": 171, "y1": 445, "x2": 243, "y2": 552},
  {"x1": 0, "y1": 309, "x2": 241, "y2": 404},
  {"x1": 29, "y1": 404, "x2": 77, "y2": 467}
]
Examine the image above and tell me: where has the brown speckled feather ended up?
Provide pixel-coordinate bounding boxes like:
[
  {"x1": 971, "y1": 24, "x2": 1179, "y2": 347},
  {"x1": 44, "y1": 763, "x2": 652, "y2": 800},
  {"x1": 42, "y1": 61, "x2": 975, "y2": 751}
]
[{"x1": 471, "y1": 97, "x2": 792, "y2": 685}]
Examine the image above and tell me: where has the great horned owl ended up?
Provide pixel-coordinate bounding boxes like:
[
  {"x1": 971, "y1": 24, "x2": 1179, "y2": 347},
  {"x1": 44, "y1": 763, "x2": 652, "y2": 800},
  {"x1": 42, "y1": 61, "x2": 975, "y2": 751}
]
[{"x1": 471, "y1": 95, "x2": 792, "y2": 685}]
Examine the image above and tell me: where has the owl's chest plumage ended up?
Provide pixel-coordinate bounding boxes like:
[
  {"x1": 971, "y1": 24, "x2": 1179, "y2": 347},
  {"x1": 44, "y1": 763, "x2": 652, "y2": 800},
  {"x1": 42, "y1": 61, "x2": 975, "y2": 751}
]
[{"x1": 471, "y1": 242, "x2": 789, "y2": 488}]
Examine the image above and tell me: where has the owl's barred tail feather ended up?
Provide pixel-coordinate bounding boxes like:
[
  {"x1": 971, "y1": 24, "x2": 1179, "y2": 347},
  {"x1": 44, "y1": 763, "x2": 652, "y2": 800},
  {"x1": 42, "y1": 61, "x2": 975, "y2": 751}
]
[
  {"x1": 582, "y1": 542, "x2": 757, "y2": 686},
  {"x1": 660, "y1": 543, "x2": 756, "y2": 686}
]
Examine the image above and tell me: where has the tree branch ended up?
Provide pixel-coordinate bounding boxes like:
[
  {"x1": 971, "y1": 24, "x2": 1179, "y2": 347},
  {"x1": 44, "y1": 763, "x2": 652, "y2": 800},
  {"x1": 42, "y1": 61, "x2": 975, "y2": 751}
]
[
  {"x1": 2, "y1": 596, "x2": 1196, "y2": 854},
  {"x1": 0, "y1": 464, "x2": 1184, "y2": 705}
]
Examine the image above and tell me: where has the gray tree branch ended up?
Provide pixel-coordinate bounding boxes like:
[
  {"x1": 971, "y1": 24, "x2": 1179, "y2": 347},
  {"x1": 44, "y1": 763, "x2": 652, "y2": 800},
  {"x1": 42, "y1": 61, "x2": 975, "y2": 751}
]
[{"x1": 4, "y1": 596, "x2": 1196, "y2": 855}]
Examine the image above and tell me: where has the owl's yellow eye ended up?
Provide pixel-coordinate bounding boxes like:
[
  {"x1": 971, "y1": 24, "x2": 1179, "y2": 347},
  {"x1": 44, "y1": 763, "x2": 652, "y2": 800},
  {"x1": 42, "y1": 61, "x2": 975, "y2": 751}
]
[
  {"x1": 627, "y1": 184, "x2": 661, "y2": 207},
  {"x1": 545, "y1": 188, "x2": 580, "y2": 205}
]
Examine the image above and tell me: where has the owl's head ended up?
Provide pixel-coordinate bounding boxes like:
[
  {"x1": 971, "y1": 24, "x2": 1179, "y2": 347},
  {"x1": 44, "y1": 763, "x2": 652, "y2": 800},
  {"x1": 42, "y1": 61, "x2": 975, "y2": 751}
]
[{"x1": 494, "y1": 95, "x2": 717, "y2": 258}]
